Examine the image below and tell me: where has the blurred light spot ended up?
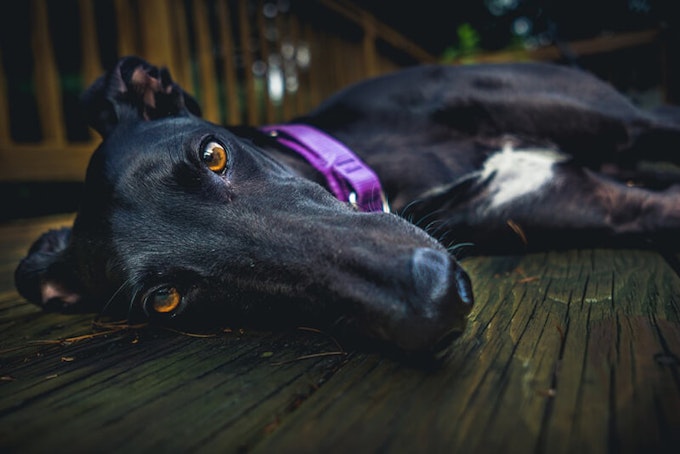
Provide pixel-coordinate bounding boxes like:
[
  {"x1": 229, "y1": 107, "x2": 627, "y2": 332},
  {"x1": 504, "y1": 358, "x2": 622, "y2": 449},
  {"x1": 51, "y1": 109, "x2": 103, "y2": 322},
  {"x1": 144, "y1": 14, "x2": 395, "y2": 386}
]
[
  {"x1": 281, "y1": 41, "x2": 295, "y2": 60},
  {"x1": 486, "y1": 0, "x2": 519, "y2": 16},
  {"x1": 268, "y1": 54, "x2": 284, "y2": 104},
  {"x1": 286, "y1": 74, "x2": 299, "y2": 93},
  {"x1": 296, "y1": 43, "x2": 311, "y2": 68},
  {"x1": 263, "y1": 2, "x2": 277, "y2": 18},
  {"x1": 512, "y1": 17, "x2": 532, "y2": 36},
  {"x1": 629, "y1": 0, "x2": 651, "y2": 13},
  {"x1": 252, "y1": 60, "x2": 267, "y2": 77}
]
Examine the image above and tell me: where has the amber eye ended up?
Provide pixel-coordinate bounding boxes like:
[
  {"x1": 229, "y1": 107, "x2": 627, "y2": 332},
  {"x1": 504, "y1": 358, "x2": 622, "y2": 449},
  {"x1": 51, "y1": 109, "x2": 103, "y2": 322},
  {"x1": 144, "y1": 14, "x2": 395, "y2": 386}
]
[
  {"x1": 148, "y1": 287, "x2": 182, "y2": 314},
  {"x1": 201, "y1": 141, "x2": 228, "y2": 173}
]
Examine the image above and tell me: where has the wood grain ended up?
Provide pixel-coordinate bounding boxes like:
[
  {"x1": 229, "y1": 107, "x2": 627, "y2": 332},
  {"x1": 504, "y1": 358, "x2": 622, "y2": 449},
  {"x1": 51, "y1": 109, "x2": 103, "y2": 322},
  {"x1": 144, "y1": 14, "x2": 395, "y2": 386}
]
[
  {"x1": 1, "y1": 215, "x2": 679, "y2": 452},
  {"x1": 254, "y1": 250, "x2": 680, "y2": 453}
]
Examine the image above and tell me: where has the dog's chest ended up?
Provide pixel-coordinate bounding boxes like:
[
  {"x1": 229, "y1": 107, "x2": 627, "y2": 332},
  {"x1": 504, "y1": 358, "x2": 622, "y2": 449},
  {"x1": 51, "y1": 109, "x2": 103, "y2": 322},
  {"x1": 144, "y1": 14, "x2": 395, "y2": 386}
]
[{"x1": 480, "y1": 144, "x2": 568, "y2": 209}]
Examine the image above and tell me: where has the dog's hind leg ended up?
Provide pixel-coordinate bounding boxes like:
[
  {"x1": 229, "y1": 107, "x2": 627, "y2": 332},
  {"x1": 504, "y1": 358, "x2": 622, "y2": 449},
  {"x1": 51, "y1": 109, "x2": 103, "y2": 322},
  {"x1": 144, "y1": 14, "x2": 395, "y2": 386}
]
[
  {"x1": 597, "y1": 104, "x2": 680, "y2": 189},
  {"x1": 624, "y1": 105, "x2": 680, "y2": 164}
]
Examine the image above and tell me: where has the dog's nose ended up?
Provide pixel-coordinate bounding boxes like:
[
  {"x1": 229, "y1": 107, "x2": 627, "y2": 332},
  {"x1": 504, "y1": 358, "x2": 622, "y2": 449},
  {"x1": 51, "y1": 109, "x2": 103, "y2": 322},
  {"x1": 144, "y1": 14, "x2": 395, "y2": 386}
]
[
  {"x1": 411, "y1": 247, "x2": 473, "y2": 308},
  {"x1": 411, "y1": 248, "x2": 463, "y2": 306},
  {"x1": 388, "y1": 247, "x2": 474, "y2": 353}
]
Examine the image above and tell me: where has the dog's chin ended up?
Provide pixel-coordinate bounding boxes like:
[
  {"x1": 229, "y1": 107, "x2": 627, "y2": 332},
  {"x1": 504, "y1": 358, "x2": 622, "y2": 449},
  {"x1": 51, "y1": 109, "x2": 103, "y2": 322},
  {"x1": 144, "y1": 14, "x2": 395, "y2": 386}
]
[
  {"x1": 331, "y1": 321, "x2": 466, "y2": 368},
  {"x1": 357, "y1": 246, "x2": 473, "y2": 358},
  {"x1": 403, "y1": 329, "x2": 464, "y2": 368},
  {"x1": 376, "y1": 319, "x2": 467, "y2": 362}
]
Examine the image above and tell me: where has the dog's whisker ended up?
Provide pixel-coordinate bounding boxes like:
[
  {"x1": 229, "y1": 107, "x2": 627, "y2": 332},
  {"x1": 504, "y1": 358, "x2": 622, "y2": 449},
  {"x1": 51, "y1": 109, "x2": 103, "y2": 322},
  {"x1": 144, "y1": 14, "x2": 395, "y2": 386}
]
[
  {"x1": 413, "y1": 208, "x2": 448, "y2": 230},
  {"x1": 447, "y1": 242, "x2": 476, "y2": 257},
  {"x1": 395, "y1": 198, "x2": 424, "y2": 218},
  {"x1": 126, "y1": 286, "x2": 144, "y2": 322},
  {"x1": 422, "y1": 219, "x2": 446, "y2": 236},
  {"x1": 99, "y1": 277, "x2": 135, "y2": 318},
  {"x1": 431, "y1": 227, "x2": 455, "y2": 246}
]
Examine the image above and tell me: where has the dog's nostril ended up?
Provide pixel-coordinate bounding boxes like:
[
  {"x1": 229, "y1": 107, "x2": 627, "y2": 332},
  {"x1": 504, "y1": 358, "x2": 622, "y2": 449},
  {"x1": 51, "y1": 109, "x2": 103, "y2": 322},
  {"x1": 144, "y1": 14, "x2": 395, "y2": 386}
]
[
  {"x1": 453, "y1": 265, "x2": 474, "y2": 308},
  {"x1": 410, "y1": 248, "x2": 452, "y2": 308}
]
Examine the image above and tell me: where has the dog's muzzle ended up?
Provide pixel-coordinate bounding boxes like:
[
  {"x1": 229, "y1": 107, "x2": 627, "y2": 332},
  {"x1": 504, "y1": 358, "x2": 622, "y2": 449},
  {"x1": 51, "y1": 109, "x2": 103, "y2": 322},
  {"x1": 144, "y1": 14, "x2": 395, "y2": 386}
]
[{"x1": 364, "y1": 246, "x2": 474, "y2": 355}]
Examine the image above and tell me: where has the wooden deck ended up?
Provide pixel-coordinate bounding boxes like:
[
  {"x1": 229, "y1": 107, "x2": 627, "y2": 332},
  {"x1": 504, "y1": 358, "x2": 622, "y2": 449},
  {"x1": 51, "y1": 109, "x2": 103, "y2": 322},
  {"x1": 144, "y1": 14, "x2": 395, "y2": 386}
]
[{"x1": 1, "y1": 214, "x2": 679, "y2": 453}]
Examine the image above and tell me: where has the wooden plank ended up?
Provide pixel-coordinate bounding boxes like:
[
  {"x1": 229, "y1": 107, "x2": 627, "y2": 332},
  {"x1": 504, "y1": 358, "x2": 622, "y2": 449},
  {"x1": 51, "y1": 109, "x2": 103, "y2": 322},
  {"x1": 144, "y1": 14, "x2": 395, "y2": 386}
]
[
  {"x1": 301, "y1": 21, "x2": 321, "y2": 109},
  {"x1": 0, "y1": 143, "x2": 96, "y2": 181},
  {"x1": 317, "y1": 0, "x2": 436, "y2": 63},
  {"x1": 539, "y1": 251, "x2": 680, "y2": 452},
  {"x1": 3, "y1": 216, "x2": 679, "y2": 452},
  {"x1": 215, "y1": 0, "x2": 241, "y2": 124},
  {"x1": 279, "y1": 12, "x2": 296, "y2": 121},
  {"x1": 238, "y1": 0, "x2": 258, "y2": 126},
  {"x1": 255, "y1": 0, "x2": 276, "y2": 124},
  {"x1": 77, "y1": 0, "x2": 103, "y2": 86},
  {"x1": 30, "y1": 0, "x2": 65, "y2": 145},
  {"x1": 253, "y1": 250, "x2": 680, "y2": 452},
  {"x1": 191, "y1": 0, "x2": 220, "y2": 123},
  {"x1": 137, "y1": 0, "x2": 177, "y2": 72},
  {"x1": 113, "y1": 0, "x2": 139, "y2": 58},
  {"x1": 361, "y1": 11, "x2": 379, "y2": 78},
  {"x1": 0, "y1": 47, "x2": 11, "y2": 145},
  {"x1": 167, "y1": 0, "x2": 193, "y2": 90},
  {"x1": 0, "y1": 216, "x2": 346, "y2": 452},
  {"x1": 76, "y1": 0, "x2": 101, "y2": 145},
  {"x1": 455, "y1": 29, "x2": 660, "y2": 65},
  {"x1": 348, "y1": 37, "x2": 366, "y2": 84},
  {"x1": 0, "y1": 327, "x2": 345, "y2": 452}
]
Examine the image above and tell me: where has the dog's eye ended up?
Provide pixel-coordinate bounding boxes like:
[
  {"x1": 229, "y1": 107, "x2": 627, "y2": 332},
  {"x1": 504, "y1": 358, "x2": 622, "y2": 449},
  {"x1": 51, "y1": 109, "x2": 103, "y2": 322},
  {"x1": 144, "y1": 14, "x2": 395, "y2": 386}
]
[
  {"x1": 201, "y1": 141, "x2": 228, "y2": 173},
  {"x1": 145, "y1": 287, "x2": 183, "y2": 314}
]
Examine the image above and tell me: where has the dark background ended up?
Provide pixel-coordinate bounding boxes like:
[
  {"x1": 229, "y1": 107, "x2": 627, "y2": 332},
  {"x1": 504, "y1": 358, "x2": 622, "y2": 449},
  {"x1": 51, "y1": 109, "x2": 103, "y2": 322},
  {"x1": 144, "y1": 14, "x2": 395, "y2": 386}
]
[
  {"x1": 362, "y1": 0, "x2": 676, "y2": 55},
  {"x1": 1, "y1": 0, "x2": 677, "y2": 220}
]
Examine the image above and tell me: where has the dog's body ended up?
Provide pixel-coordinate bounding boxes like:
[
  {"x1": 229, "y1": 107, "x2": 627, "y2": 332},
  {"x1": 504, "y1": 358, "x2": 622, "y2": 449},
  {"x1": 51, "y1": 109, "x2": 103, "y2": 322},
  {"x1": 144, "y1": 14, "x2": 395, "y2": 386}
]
[
  {"x1": 298, "y1": 62, "x2": 680, "y2": 250},
  {"x1": 15, "y1": 57, "x2": 680, "y2": 357}
]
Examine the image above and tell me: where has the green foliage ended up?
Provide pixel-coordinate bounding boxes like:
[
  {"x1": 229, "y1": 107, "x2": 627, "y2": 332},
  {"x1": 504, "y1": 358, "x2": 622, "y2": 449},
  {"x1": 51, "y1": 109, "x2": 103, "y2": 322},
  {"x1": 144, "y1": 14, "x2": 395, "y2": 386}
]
[
  {"x1": 441, "y1": 23, "x2": 481, "y2": 63},
  {"x1": 61, "y1": 73, "x2": 83, "y2": 94}
]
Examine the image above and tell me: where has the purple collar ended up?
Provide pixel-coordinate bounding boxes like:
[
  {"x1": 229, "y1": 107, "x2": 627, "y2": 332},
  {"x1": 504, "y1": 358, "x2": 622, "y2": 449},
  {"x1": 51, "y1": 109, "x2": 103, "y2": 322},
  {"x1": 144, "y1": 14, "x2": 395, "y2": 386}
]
[{"x1": 261, "y1": 124, "x2": 390, "y2": 213}]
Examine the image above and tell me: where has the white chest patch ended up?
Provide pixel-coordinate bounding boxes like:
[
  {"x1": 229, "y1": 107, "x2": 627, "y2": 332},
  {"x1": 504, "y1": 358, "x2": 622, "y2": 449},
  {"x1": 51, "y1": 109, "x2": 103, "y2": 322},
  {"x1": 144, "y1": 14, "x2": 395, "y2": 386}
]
[{"x1": 481, "y1": 143, "x2": 568, "y2": 209}]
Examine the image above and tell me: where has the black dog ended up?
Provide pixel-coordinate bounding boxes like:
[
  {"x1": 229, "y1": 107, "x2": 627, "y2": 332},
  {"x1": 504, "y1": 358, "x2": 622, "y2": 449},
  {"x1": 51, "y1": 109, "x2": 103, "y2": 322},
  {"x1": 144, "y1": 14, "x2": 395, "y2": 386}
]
[{"x1": 15, "y1": 57, "x2": 680, "y2": 357}]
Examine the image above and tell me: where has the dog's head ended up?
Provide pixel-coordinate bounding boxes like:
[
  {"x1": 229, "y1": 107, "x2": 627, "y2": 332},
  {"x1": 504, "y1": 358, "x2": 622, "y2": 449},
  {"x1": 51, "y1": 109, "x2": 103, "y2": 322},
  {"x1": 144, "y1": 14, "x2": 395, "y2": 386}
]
[{"x1": 15, "y1": 57, "x2": 473, "y2": 357}]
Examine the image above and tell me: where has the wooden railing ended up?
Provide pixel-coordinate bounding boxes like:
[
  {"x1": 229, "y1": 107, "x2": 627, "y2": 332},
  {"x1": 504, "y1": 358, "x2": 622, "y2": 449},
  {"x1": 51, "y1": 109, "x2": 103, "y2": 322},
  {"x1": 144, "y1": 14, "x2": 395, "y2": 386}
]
[
  {"x1": 0, "y1": 1, "x2": 668, "y2": 184},
  {"x1": 448, "y1": 29, "x2": 661, "y2": 64},
  {"x1": 0, "y1": 0, "x2": 435, "y2": 182}
]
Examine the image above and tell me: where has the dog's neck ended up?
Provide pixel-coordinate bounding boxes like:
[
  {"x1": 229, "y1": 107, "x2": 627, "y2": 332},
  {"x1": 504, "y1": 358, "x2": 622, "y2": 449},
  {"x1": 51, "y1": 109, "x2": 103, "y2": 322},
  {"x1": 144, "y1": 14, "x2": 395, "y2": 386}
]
[
  {"x1": 228, "y1": 124, "x2": 329, "y2": 182},
  {"x1": 230, "y1": 124, "x2": 389, "y2": 212},
  {"x1": 260, "y1": 124, "x2": 389, "y2": 212}
]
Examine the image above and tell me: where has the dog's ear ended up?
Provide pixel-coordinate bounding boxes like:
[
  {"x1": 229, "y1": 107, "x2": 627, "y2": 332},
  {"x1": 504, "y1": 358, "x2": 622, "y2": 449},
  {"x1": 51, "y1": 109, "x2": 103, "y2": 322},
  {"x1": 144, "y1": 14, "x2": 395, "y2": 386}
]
[
  {"x1": 81, "y1": 56, "x2": 202, "y2": 137},
  {"x1": 14, "y1": 227, "x2": 88, "y2": 313}
]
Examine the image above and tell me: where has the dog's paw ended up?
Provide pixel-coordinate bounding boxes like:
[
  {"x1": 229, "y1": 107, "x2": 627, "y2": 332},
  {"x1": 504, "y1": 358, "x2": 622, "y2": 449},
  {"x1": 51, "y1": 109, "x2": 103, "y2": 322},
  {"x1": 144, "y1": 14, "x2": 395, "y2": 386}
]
[{"x1": 14, "y1": 227, "x2": 83, "y2": 312}]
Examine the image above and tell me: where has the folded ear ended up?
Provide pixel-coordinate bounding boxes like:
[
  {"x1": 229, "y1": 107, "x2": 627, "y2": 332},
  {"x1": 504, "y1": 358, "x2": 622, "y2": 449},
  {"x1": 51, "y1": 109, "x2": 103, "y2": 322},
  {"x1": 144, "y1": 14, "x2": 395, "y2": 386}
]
[
  {"x1": 81, "y1": 56, "x2": 202, "y2": 138},
  {"x1": 14, "y1": 227, "x2": 87, "y2": 313}
]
